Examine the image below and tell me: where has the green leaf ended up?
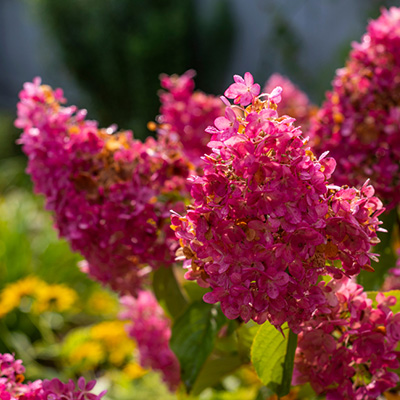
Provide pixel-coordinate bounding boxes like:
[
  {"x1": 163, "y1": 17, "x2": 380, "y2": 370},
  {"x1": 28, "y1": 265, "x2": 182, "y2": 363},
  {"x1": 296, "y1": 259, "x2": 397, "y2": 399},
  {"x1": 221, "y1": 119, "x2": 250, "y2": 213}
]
[
  {"x1": 170, "y1": 301, "x2": 226, "y2": 392},
  {"x1": 251, "y1": 322, "x2": 297, "y2": 397},
  {"x1": 153, "y1": 266, "x2": 188, "y2": 319},
  {"x1": 367, "y1": 290, "x2": 400, "y2": 314},
  {"x1": 191, "y1": 354, "x2": 242, "y2": 396},
  {"x1": 236, "y1": 322, "x2": 260, "y2": 362},
  {"x1": 183, "y1": 281, "x2": 210, "y2": 302}
]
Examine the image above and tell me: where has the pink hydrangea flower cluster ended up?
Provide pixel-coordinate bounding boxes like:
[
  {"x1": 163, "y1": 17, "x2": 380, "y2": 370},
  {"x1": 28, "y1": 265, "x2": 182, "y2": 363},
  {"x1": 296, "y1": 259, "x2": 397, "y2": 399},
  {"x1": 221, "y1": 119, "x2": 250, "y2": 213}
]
[
  {"x1": 171, "y1": 72, "x2": 384, "y2": 332},
  {"x1": 155, "y1": 70, "x2": 224, "y2": 164},
  {"x1": 310, "y1": 7, "x2": 400, "y2": 209},
  {"x1": 120, "y1": 291, "x2": 180, "y2": 391},
  {"x1": 0, "y1": 353, "x2": 105, "y2": 400},
  {"x1": 263, "y1": 73, "x2": 316, "y2": 130},
  {"x1": 294, "y1": 278, "x2": 400, "y2": 399},
  {"x1": 16, "y1": 78, "x2": 193, "y2": 296}
]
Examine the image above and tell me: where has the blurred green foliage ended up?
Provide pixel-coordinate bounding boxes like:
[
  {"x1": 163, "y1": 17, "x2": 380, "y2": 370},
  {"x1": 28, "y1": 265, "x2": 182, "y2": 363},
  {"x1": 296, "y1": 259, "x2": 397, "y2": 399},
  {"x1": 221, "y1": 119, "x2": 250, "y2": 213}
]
[
  {"x1": 33, "y1": 0, "x2": 234, "y2": 139},
  {"x1": 0, "y1": 113, "x2": 21, "y2": 160},
  {"x1": 0, "y1": 159, "x2": 84, "y2": 285}
]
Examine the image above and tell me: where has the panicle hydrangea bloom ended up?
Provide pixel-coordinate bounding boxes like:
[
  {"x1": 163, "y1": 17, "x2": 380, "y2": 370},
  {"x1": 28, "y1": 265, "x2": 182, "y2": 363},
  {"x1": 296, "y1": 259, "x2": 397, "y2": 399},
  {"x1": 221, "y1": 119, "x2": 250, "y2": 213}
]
[
  {"x1": 16, "y1": 78, "x2": 193, "y2": 296},
  {"x1": 294, "y1": 278, "x2": 400, "y2": 399},
  {"x1": 171, "y1": 72, "x2": 384, "y2": 332},
  {"x1": 120, "y1": 291, "x2": 180, "y2": 391},
  {"x1": 263, "y1": 73, "x2": 316, "y2": 131},
  {"x1": 310, "y1": 7, "x2": 400, "y2": 209},
  {"x1": 0, "y1": 353, "x2": 105, "y2": 400},
  {"x1": 155, "y1": 70, "x2": 224, "y2": 164}
]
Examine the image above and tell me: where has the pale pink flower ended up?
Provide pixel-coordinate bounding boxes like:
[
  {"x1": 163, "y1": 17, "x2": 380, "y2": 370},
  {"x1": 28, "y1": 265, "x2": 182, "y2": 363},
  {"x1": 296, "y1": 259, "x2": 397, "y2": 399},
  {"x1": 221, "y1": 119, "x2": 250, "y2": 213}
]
[{"x1": 224, "y1": 72, "x2": 261, "y2": 106}]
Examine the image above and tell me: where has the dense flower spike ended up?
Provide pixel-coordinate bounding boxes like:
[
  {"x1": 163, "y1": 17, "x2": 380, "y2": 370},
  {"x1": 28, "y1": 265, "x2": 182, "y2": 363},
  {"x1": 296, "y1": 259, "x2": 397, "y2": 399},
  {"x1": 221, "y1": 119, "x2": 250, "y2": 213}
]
[
  {"x1": 172, "y1": 72, "x2": 384, "y2": 332},
  {"x1": 294, "y1": 278, "x2": 400, "y2": 399},
  {"x1": 16, "y1": 78, "x2": 193, "y2": 296},
  {"x1": 263, "y1": 73, "x2": 316, "y2": 131},
  {"x1": 156, "y1": 70, "x2": 224, "y2": 164},
  {"x1": 120, "y1": 291, "x2": 180, "y2": 391},
  {"x1": 310, "y1": 7, "x2": 400, "y2": 208},
  {"x1": 0, "y1": 353, "x2": 105, "y2": 399}
]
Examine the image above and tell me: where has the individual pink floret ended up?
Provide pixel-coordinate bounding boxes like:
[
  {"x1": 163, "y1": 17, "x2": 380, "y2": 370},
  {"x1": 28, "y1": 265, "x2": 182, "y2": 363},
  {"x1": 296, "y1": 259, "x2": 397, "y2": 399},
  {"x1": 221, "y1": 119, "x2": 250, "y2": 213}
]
[
  {"x1": 294, "y1": 278, "x2": 400, "y2": 399},
  {"x1": 16, "y1": 79, "x2": 193, "y2": 296},
  {"x1": 224, "y1": 72, "x2": 261, "y2": 106},
  {"x1": 120, "y1": 291, "x2": 180, "y2": 391},
  {"x1": 171, "y1": 73, "x2": 384, "y2": 333},
  {"x1": 310, "y1": 7, "x2": 400, "y2": 209}
]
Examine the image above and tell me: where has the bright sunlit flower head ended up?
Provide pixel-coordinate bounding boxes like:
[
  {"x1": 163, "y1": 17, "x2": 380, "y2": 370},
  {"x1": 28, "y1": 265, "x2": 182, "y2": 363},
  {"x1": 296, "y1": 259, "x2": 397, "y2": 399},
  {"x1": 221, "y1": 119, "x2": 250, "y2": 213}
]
[{"x1": 172, "y1": 72, "x2": 384, "y2": 333}]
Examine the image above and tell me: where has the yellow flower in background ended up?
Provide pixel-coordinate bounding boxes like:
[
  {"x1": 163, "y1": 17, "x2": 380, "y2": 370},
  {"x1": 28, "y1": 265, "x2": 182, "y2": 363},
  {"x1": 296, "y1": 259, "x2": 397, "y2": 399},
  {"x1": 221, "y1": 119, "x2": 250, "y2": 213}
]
[
  {"x1": 86, "y1": 290, "x2": 118, "y2": 316},
  {"x1": 0, "y1": 276, "x2": 78, "y2": 317},
  {"x1": 32, "y1": 283, "x2": 78, "y2": 314},
  {"x1": 0, "y1": 276, "x2": 45, "y2": 317},
  {"x1": 91, "y1": 320, "x2": 135, "y2": 366},
  {"x1": 123, "y1": 362, "x2": 148, "y2": 379},
  {"x1": 62, "y1": 320, "x2": 136, "y2": 372},
  {"x1": 69, "y1": 340, "x2": 106, "y2": 369}
]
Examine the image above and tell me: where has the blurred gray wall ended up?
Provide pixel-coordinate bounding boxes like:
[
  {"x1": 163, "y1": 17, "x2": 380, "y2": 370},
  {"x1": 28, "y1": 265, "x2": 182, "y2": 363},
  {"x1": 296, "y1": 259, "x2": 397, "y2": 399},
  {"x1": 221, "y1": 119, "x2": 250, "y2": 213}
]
[
  {"x1": 0, "y1": 0, "x2": 396, "y2": 111},
  {"x1": 0, "y1": 0, "x2": 82, "y2": 111}
]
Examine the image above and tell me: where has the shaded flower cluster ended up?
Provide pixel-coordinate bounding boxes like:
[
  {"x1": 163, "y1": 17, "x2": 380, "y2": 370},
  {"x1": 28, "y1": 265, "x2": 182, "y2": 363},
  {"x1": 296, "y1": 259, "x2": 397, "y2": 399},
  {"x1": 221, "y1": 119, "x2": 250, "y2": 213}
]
[
  {"x1": 120, "y1": 291, "x2": 180, "y2": 391},
  {"x1": 0, "y1": 353, "x2": 105, "y2": 400},
  {"x1": 263, "y1": 73, "x2": 316, "y2": 131},
  {"x1": 155, "y1": 70, "x2": 223, "y2": 164},
  {"x1": 294, "y1": 278, "x2": 400, "y2": 400},
  {"x1": 16, "y1": 78, "x2": 193, "y2": 296},
  {"x1": 310, "y1": 7, "x2": 400, "y2": 209},
  {"x1": 171, "y1": 72, "x2": 384, "y2": 332}
]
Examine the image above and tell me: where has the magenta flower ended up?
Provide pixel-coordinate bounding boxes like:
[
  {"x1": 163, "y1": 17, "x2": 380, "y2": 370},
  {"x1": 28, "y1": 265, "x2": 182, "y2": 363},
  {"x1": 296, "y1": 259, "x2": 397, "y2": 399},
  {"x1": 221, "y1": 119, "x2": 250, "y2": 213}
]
[
  {"x1": 263, "y1": 73, "x2": 316, "y2": 131},
  {"x1": 120, "y1": 291, "x2": 180, "y2": 391},
  {"x1": 16, "y1": 79, "x2": 193, "y2": 296},
  {"x1": 209, "y1": 107, "x2": 240, "y2": 141},
  {"x1": 172, "y1": 74, "x2": 384, "y2": 333},
  {"x1": 156, "y1": 70, "x2": 223, "y2": 165},
  {"x1": 0, "y1": 353, "x2": 105, "y2": 400},
  {"x1": 294, "y1": 278, "x2": 400, "y2": 399},
  {"x1": 224, "y1": 72, "x2": 261, "y2": 106},
  {"x1": 41, "y1": 377, "x2": 106, "y2": 400},
  {"x1": 310, "y1": 7, "x2": 400, "y2": 209}
]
